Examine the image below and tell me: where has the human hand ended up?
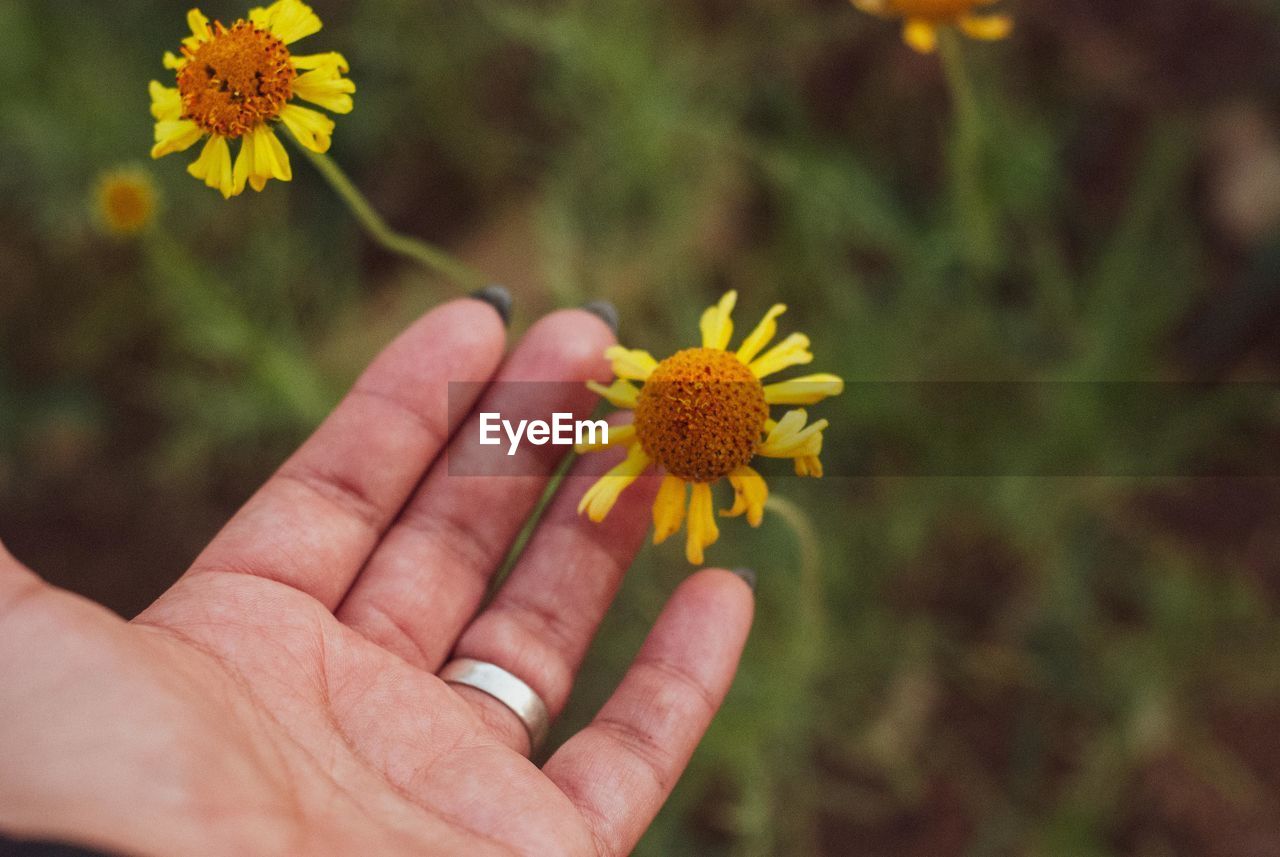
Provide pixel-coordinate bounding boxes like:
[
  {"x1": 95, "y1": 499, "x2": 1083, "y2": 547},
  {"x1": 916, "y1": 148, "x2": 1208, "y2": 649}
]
[{"x1": 0, "y1": 295, "x2": 755, "y2": 856}]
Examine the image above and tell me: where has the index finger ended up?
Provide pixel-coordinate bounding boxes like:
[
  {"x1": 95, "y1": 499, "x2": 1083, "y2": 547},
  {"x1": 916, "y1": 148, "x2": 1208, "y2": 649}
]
[{"x1": 154, "y1": 293, "x2": 509, "y2": 611}]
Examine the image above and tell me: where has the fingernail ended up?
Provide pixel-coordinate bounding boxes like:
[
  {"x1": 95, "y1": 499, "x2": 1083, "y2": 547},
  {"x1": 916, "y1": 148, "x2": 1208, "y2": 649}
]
[
  {"x1": 470, "y1": 284, "x2": 512, "y2": 326},
  {"x1": 731, "y1": 567, "x2": 757, "y2": 592},
  {"x1": 581, "y1": 300, "x2": 618, "y2": 334}
]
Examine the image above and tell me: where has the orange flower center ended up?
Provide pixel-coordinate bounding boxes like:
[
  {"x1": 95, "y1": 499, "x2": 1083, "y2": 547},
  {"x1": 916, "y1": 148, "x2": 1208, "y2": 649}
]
[
  {"x1": 635, "y1": 348, "x2": 769, "y2": 483},
  {"x1": 177, "y1": 21, "x2": 295, "y2": 138}
]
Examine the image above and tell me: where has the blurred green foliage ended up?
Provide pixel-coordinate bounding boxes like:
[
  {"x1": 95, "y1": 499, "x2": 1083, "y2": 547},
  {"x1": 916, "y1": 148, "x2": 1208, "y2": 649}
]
[{"x1": 5, "y1": 0, "x2": 1280, "y2": 854}]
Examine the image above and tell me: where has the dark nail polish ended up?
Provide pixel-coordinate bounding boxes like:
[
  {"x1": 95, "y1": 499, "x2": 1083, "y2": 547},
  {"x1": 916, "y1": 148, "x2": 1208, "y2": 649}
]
[
  {"x1": 470, "y1": 284, "x2": 512, "y2": 326},
  {"x1": 581, "y1": 300, "x2": 619, "y2": 334},
  {"x1": 731, "y1": 567, "x2": 757, "y2": 592}
]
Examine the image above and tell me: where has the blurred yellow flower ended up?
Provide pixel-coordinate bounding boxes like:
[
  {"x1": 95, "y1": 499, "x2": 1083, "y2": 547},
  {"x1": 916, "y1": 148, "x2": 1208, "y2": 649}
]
[
  {"x1": 94, "y1": 167, "x2": 157, "y2": 236},
  {"x1": 149, "y1": 0, "x2": 355, "y2": 198},
  {"x1": 578, "y1": 292, "x2": 844, "y2": 565},
  {"x1": 853, "y1": 0, "x2": 1013, "y2": 53}
]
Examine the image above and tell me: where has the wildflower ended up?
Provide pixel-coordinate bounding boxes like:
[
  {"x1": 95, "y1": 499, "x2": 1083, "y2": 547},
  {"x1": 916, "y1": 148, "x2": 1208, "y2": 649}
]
[
  {"x1": 578, "y1": 292, "x2": 844, "y2": 565},
  {"x1": 852, "y1": 0, "x2": 1013, "y2": 53},
  {"x1": 149, "y1": 1, "x2": 355, "y2": 198},
  {"x1": 94, "y1": 167, "x2": 158, "y2": 236}
]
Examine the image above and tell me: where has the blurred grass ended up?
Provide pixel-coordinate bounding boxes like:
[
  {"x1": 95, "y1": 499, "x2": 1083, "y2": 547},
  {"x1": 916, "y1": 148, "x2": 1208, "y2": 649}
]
[{"x1": 4, "y1": 0, "x2": 1280, "y2": 854}]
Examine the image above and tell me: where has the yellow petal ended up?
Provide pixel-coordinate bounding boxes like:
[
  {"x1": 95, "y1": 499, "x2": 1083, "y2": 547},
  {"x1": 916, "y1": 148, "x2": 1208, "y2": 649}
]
[
  {"x1": 265, "y1": 127, "x2": 293, "y2": 181},
  {"x1": 162, "y1": 51, "x2": 187, "y2": 71},
  {"x1": 735, "y1": 303, "x2": 786, "y2": 365},
  {"x1": 903, "y1": 19, "x2": 938, "y2": 53},
  {"x1": 795, "y1": 454, "x2": 824, "y2": 478},
  {"x1": 748, "y1": 332, "x2": 813, "y2": 379},
  {"x1": 186, "y1": 135, "x2": 235, "y2": 198},
  {"x1": 757, "y1": 411, "x2": 829, "y2": 473},
  {"x1": 242, "y1": 126, "x2": 292, "y2": 192},
  {"x1": 232, "y1": 133, "x2": 254, "y2": 196},
  {"x1": 722, "y1": 466, "x2": 767, "y2": 527},
  {"x1": 763, "y1": 407, "x2": 814, "y2": 442},
  {"x1": 291, "y1": 51, "x2": 350, "y2": 73},
  {"x1": 576, "y1": 422, "x2": 635, "y2": 454},
  {"x1": 958, "y1": 13, "x2": 1013, "y2": 41},
  {"x1": 279, "y1": 104, "x2": 336, "y2": 153},
  {"x1": 699, "y1": 291, "x2": 737, "y2": 350},
  {"x1": 186, "y1": 9, "x2": 212, "y2": 42},
  {"x1": 652, "y1": 475, "x2": 688, "y2": 545},
  {"x1": 763, "y1": 373, "x2": 845, "y2": 406},
  {"x1": 293, "y1": 66, "x2": 356, "y2": 114},
  {"x1": 251, "y1": 0, "x2": 322, "y2": 44},
  {"x1": 685, "y1": 482, "x2": 720, "y2": 565},
  {"x1": 577, "y1": 443, "x2": 650, "y2": 523},
  {"x1": 796, "y1": 425, "x2": 826, "y2": 477},
  {"x1": 151, "y1": 120, "x2": 204, "y2": 159},
  {"x1": 245, "y1": 140, "x2": 266, "y2": 192},
  {"x1": 149, "y1": 82, "x2": 183, "y2": 122},
  {"x1": 758, "y1": 409, "x2": 829, "y2": 459},
  {"x1": 605, "y1": 346, "x2": 658, "y2": 382},
  {"x1": 586, "y1": 378, "x2": 640, "y2": 410},
  {"x1": 248, "y1": 158, "x2": 270, "y2": 191}
]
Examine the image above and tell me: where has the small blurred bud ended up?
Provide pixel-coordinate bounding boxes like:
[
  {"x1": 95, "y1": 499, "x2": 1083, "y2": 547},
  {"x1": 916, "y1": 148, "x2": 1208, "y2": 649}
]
[{"x1": 93, "y1": 166, "x2": 158, "y2": 237}]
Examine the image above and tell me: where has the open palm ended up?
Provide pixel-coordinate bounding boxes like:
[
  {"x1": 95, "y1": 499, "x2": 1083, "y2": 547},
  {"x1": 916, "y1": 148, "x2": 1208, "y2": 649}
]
[{"x1": 0, "y1": 298, "x2": 754, "y2": 857}]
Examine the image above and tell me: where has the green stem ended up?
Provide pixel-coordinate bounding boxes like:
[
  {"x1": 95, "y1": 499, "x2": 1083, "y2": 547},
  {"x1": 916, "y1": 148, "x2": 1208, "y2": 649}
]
[
  {"x1": 490, "y1": 449, "x2": 580, "y2": 596},
  {"x1": 292, "y1": 139, "x2": 489, "y2": 290},
  {"x1": 764, "y1": 495, "x2": 825, "y2": 667},
  {"x1": 762, "y1": 494, "x2": 826, "y2": 849},
  {"x1": 937, "y1": 30, "x2": 999, "y2": 274},
  {"x1": 764, "y1": 495, "x2": 822, "y2": 588}
]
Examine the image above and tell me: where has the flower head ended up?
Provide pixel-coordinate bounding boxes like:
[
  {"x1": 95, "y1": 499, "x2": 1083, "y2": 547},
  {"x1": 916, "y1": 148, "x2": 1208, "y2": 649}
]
[
  {"x1": 94, "y1": 167, "x2": 158, "y2": 236},
  {"x1": 149, "y1": 1, "x2": 355, "y2": 198},
  {"x1": 853, "y1": 0, "x2": 1012, "y2": 53},
  {"x1": 578, "y1": 292, "x2": 844, "y2": 565}
]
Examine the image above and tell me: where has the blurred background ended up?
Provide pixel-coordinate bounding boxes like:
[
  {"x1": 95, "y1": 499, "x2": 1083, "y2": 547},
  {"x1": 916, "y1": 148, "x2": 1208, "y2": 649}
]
[{"x1": 4, "y1": 0, "x2": 1280, "y2": 854}]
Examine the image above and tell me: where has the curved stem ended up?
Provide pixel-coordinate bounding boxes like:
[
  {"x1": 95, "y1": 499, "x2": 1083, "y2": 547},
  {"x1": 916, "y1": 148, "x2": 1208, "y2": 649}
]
[
  {"x1": 760, "y1": 493, "x2": 826, "y2": 847},
  {"x1": 764, "y1": 495, "x2": 822, "y2": 590},
  {"x1": 764, "y1": 494, "x2": 826, "y2": 667},
  {"x1": 291, "y1": 139, "x2": 489, "y2": 290}
]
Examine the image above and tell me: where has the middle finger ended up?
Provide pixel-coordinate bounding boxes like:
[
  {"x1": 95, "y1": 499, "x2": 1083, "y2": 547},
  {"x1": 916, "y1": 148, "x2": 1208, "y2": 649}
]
[{"x1": 336, "y1": 308, "x2": 615, "y2": 670}]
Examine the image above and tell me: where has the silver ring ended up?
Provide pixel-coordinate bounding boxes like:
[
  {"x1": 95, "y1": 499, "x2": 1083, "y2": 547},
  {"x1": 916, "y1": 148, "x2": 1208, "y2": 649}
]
[{"x1": 439, "y1": 658, "x2": 550, "y2": 751}]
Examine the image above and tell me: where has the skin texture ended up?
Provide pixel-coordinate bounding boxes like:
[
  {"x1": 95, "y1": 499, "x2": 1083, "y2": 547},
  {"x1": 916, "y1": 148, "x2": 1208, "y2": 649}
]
[{"x1": 0, "y1": 299, "x2": 755, "y2": 857}]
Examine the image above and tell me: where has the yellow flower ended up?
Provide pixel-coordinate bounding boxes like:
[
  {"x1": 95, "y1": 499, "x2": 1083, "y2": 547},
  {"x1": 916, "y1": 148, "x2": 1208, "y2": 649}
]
[
  {"x1": 94, "y1": 167, "x2": 158, "y2": 236},
  {"x1": 149, "y1": 1, "x2": 355, "y2": 198},
  {"x1": 852, "y1": 0, "x2": 1013, "y2": 53},
  {"x1": 578, "y1": 292, "x2": 844, "y2": 565}
]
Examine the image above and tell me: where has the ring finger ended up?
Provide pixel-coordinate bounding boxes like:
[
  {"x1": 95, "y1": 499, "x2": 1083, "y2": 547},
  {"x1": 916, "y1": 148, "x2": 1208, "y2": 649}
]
[{"x1": 444, "y1": 439, "x2": 660, "y2": 753}]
